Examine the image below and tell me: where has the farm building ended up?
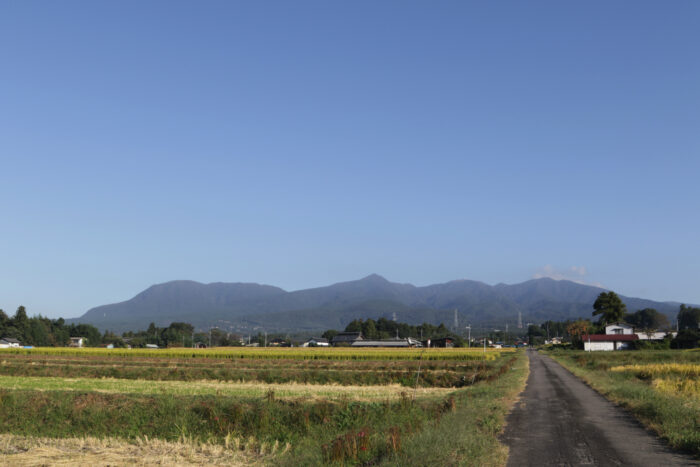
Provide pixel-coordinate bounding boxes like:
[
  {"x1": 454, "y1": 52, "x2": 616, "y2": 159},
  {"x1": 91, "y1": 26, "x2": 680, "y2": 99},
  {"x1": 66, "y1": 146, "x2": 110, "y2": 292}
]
[
  {"x1": 331, "y1": 332, "x2": 363, "y2": 346},
  {"x1": 69, "y1": 337, "x2": 85, "y2": 348},
  {"x1": 582, "y1": 334, "x2": 639, "y2": 351},
  {"x1": 301, "y1": 337, "x2": 329, "y2": 347},
  {"x1": 637, "y1": 330, "x2": 677, "y2": 340},
  {"x1": 582, "y1": 322, "x2": 675, "y2": 349},
  {"x1": 269, "y1": 338, "x2": 291, "y2": 347},
  {"x1": 421, "y1": 337, "x2": 455, "y2": 348},
  {"x1": 0, "y1": 337, "x2": 21, "y2": 348},
  {"x1": 351, "y1": 337, "x2": 422, "y2": 348}
]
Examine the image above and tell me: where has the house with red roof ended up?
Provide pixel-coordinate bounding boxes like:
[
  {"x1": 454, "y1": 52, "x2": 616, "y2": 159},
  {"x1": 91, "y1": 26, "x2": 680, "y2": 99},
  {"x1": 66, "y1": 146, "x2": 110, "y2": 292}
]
[{"x1": 582, "y1": 333, "x2": 638, "y2": 351}]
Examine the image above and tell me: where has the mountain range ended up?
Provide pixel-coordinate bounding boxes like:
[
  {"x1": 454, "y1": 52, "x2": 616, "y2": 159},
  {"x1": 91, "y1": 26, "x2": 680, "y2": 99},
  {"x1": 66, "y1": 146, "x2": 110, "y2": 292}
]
[{"x1": 68, "y1": 274, "x2": 686, "y2": 334}]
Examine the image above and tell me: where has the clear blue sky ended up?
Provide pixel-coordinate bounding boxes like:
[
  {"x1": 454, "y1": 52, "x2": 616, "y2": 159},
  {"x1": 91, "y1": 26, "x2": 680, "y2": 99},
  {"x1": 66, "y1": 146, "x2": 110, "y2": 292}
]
[{"x1": 1, "y1": 1, "x2": 699, "y2": 319}]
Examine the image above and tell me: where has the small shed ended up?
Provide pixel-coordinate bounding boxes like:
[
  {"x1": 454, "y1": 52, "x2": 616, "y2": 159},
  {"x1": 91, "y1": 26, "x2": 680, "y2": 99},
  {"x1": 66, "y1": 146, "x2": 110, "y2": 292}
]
[
  {"x1": 351, "y1": 337, "x2": 421, "y2": 348},
  {"x1": 69, "y1": 337, "x2": 85, "y2": 348},
  {"x1": 269, "y1": 338, "x2": 291, "y2": 347},
  {"x1": 422, "y1": 337, "x2": 455, "y2": 348}
]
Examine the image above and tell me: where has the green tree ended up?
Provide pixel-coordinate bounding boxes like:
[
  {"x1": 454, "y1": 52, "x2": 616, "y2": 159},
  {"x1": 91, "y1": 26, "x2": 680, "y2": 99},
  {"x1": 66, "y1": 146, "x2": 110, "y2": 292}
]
[
  {"x1": 13, "y1": 306, "x2": 29, "y2": 340},
  {"x1": 592, "y1": 292, "x2": 627, "y2": 325},
  {"x1": 0, "y1": 309, "x2": 7, "y2": 336},
  {"x1": 25, "y1": 318, "x2": 51, "y2": 346},
  {"x1": 678, "y1": 304, "x2": 700, "y2": 330},
  {"x1": 625, "y1": 308, "x2": 670, "y2": 332},
  {"x1": 527, "y1": 324, "x2": 544, "y2": 346},
  {"x1": 344, "y1": 319, "x2": 363, "y2": 333},
  {"x1": 361, "y1": 319, "x2": 378, "y2": 339}
]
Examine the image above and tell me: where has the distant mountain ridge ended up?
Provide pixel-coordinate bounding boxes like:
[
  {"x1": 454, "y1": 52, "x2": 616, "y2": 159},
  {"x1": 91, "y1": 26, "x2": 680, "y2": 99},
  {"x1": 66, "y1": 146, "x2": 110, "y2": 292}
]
[{"x1": 69, "y1": 274, "x2": 686, "y2": 333}]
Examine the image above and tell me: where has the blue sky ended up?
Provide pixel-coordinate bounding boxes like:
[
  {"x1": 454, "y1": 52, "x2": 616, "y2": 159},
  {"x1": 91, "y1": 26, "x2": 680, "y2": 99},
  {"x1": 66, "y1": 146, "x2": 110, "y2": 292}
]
[{"x1": 1, "y1": 1, "x2": 699, "y2": 319}]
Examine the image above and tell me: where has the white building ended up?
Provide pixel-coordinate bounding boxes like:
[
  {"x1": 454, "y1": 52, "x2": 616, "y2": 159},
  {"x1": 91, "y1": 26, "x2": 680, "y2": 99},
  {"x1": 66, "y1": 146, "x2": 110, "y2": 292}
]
[
  {"x1": 583, "y1": 334, "x2": 638, "y2": 351},
  {"x1": 637, "y1": 331, "x2": 677, "y2": 340},
  {"x1": 69, "y1": 337, "x2": 85, "y2": 348},
  {"x1": 0, "y1": 338, "x2": 21, "y2": 348},
  {"x1": 301, "y1": 337, "x2": 330, "y2": 347},
  {"x1": 605, "y1": 323, "x2": 634, "y2": 335}
]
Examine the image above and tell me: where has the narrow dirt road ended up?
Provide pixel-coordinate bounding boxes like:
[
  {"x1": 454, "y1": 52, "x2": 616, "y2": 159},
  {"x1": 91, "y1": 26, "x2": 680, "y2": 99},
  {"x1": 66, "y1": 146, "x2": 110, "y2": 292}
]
[{"x1": 502, "y1": 350, "x2": 696, "y2": 466}]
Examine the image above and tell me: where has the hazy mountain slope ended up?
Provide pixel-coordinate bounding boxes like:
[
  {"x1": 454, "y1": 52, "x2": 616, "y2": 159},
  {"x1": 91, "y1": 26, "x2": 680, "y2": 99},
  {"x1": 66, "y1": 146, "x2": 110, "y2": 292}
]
[
  {"x1": 69, "y1": 275, "x2": 687, "y2": 333},
  {"x1": 76, "y1": 281, "x2": 287, "y2": 330}
]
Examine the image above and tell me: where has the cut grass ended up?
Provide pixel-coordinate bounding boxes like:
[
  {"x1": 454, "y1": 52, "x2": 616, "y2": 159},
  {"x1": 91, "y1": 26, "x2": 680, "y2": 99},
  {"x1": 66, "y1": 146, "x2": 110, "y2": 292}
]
[
  {"x1": 0, "y1": 375, "x2": 453, "y2": 401},
  {"x1": 0, "y1": 432, "x2": 283, "y2": 466}
]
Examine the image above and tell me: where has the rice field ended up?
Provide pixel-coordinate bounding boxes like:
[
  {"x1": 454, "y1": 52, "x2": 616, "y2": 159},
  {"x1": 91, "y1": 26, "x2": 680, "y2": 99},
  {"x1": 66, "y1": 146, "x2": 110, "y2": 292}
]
[
  {"x1": 609, "y1": 363, "x2": 700, "y2": 400},
  {"x1": 0, "y1": 346, "x2": 526, "y2": 465},
  {"x1": 610, "y1": 363, "x2": 700, "y2": 379},
  {"x1": 0, "y1": 349, "x2": 504, "y2": 387},
  {"x1": 0, "y1": 346, "x2": 509, "y2": 361}
]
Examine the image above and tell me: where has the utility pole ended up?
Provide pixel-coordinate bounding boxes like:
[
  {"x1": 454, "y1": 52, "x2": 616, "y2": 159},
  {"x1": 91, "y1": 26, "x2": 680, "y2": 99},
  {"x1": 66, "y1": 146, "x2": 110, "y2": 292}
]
[
  {"x1": 209, "y1": 328, "x2": 212, "y2": 348},
  {"x1": 465, "y1": 324, "x2": 471, "y2": 348}
]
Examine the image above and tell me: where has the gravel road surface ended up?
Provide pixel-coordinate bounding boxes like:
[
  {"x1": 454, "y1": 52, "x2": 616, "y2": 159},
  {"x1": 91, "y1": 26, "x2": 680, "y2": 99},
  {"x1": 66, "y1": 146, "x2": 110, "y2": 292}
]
[{"x1": 502, "y1": 350, "x2": 696, "y2": 466}]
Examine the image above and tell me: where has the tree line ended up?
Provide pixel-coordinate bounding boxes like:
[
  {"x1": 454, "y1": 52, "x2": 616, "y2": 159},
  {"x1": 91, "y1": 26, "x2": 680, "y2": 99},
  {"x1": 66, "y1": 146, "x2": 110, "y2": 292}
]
[
  {"x1": 0, "y1": 306, "x2": 243, "y2": 348},
  {"x1": 0, "y1": 306, "x2": 103, "y2": 347}
]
